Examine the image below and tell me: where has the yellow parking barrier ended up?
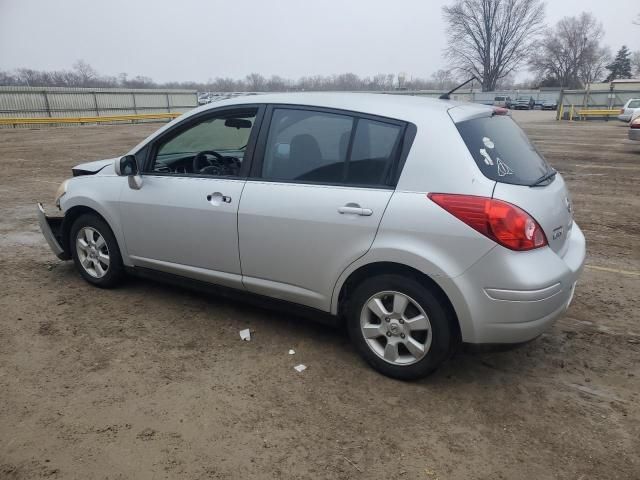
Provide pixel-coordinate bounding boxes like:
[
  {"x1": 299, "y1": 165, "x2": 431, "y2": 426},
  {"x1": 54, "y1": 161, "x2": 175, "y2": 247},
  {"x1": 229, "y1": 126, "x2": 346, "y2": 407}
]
[
  {"x1": 0, "y1": 112, "x2": 182, "y2": 126},
  {"x1": 577, "y1": 109, "x2": 619, "y2": 121}
]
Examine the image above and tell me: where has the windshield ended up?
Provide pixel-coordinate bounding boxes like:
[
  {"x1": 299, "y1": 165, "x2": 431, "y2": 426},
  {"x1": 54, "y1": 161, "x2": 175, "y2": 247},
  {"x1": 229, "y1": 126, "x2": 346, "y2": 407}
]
[{"x1": 455, "y1": 115, "x2": 550, "y2": 186}]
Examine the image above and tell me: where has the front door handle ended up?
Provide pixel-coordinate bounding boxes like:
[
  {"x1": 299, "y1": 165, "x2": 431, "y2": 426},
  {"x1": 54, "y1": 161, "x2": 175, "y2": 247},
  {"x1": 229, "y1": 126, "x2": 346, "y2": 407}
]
[
  {"x1": 207, "y1": 192, "x2": 232, "y2": 204},
  {"x1": 338, "y1": 204, "x2": 373, "y2": 216}
]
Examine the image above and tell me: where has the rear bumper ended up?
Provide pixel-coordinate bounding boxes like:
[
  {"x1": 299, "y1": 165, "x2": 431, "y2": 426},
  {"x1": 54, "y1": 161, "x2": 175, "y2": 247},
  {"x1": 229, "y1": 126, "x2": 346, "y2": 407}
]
[
  {"x1": 37, "y1": 203, "x2": 69, "y2": 260},
  {"x1": 618, "y1": 115, "x2": 631, "y2": 122},
  {"x1": 629, "y1": 129, "x2": 640, "y2": 141},
  {"x1": 439, "y1": 223, "x2": 586, "y2": 344}
]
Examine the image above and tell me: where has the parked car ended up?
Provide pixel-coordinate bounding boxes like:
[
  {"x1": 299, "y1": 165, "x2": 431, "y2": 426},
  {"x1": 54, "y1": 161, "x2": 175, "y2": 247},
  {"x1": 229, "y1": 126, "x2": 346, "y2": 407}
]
[
  {"x1": 493, "y1": 95, "x2": 512, "y2": 109},
  {"x1": 38, "y1": 93, "x2": 585, "y2": 380},
  {"x1": 541, "y1": 100, "x2": 558, "y2": 111},
  {"x1": 618, "y1": 98, "x2": 640, "y2": 122},
  {"x1": 629, "y1": 116, "x2": 640, "y2": 142},
  {"x1": 513, "y1": 97, "x2": 535, "y2": 110}
]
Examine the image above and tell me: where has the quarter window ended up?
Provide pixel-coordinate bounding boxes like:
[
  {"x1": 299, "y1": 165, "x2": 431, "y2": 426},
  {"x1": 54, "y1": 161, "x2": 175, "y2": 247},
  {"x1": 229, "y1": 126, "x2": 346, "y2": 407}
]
[
  {"x1": 261, "y1": 108, "x2": 403, "y2": 187},
  {"x1": 347, "y1": 119, "x2": 402, "y2": 185}
]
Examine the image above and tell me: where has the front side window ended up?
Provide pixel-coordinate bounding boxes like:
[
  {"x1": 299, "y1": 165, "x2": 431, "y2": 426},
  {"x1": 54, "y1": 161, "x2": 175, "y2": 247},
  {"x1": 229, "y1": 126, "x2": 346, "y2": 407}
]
[
  {"x1": 149, "y1": 109, "x2": 257, "y2": 176},
  {"x1": 261, "y1": 108, "x2": 402, "y2": 186},
  {"x1": 628, "y1": 100, "x2": 640, "y2": 109}
]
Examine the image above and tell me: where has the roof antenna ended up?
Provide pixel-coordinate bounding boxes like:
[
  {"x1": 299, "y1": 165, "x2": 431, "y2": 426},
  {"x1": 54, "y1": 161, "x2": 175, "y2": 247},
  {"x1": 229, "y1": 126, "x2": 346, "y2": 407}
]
[{"x1": 439, "y1": 76, "x2": 478, "y2": 100}]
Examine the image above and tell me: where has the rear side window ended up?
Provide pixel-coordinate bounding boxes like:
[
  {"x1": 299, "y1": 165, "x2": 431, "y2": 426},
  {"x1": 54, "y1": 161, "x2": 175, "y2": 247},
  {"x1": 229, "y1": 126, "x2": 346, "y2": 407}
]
[
  {"x1": 262, "y1": 109, "x2": 352, "y2": 183},
  {"x1": 261, "y1": 108, "x2": 402, "y2": 186},
  {"x1": 455, "y1": 115, "x2": 549, "y2": 186}
]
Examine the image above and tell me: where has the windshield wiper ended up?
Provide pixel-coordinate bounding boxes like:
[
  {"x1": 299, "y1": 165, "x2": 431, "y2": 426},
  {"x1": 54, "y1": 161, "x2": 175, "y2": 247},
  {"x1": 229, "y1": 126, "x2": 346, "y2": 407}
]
[{"x1": 529, "y1": 168, "x2": 557, "y2": 187}]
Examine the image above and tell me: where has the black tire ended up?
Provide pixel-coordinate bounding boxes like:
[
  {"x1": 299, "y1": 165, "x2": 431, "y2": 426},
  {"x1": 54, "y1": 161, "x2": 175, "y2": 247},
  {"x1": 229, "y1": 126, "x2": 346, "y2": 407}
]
[
  {"x1": 346, "y1": 274, "x2": 454, "y2": 380},
  {"x1": 70, "y1": 213, "x2": 124, "y2": 288}
]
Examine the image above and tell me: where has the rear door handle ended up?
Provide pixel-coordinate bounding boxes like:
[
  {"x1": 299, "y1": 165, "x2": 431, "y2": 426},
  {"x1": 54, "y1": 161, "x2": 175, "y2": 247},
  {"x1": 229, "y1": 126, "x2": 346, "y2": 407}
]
[{"x1": 338, "y1": 205, "x2": 373, "y2": 216}]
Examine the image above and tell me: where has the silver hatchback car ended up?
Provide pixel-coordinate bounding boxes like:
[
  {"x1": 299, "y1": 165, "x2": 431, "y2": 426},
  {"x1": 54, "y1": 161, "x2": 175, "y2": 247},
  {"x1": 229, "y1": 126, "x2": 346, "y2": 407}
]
[{"x1": 38, "y1": 93, "x2": 585, "y2": 379}]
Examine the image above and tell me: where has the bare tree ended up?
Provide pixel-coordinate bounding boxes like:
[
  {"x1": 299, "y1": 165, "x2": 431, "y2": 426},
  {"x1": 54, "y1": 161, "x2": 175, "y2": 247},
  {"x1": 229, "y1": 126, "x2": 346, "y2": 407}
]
[
  {"x1": 245, "y1": 73, "x2": 266, "y2": 91},
  {"x1": 632, "y1": 51, "x2": 640, "y2": 77},
  {"x1": 529, "y1": 13, "x2": 609, "y2": 88},
  {"x1": 443, "y1": 0, "x2": 545, "y2": 91},
  {"x1": 265, "y1": 75, "x2": 289, "y2": 91},
  {"x1": 430, "y1": 69, "x2": 456, "y2": 89},
  {"x1": 72, "y1": 60, "x2": 98, "y2": 87}
]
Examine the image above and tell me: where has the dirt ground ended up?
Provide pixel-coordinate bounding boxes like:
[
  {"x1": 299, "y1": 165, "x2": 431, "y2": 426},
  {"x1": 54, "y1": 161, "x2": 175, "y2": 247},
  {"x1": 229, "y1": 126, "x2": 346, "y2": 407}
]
[{"x1": 0, "y1": 111, "x2": 639, "y2": 480}]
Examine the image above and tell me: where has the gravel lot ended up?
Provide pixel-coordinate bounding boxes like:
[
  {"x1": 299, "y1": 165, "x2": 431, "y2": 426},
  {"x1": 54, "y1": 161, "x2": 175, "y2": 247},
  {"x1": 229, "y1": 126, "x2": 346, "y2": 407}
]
[{"x1": 1, "y1": 110, "x2": 639, "y2": 479}]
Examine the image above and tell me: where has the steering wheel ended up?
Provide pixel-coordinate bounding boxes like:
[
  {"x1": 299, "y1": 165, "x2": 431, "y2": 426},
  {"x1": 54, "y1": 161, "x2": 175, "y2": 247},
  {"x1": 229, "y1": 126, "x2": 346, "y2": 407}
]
[{"x1": 193, "y1": 150, "x2": 225, "y2": 173}]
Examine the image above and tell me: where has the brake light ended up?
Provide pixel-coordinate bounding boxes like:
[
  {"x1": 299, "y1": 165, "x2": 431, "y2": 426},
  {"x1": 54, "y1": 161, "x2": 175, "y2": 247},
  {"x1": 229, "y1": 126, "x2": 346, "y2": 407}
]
[
  {"x1": 493, "y1": 107, "x2": 509, "y2": 116},
  {"x1": 428, "y1": 193, "x2": 547, "y2": 251},
  {"x1": 631, "y1": 119, "x2": 640, "y2": 129}
]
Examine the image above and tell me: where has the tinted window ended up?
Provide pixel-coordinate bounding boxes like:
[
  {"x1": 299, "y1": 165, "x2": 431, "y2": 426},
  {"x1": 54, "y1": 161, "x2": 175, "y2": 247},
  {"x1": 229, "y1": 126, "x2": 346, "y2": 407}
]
[
  {"x1": 262, "y1": 109, "x2": 402, "y2": 186},
  {"x1": 150, "y1": 110, "x2": 256, "y2": 176},
  {"x1": 347, "y1": 119, "x2": 402, "y2": 185},
  {"x1": 262, "y1": 109, "x2": 353, "y2": 182},
  {"x1": 456, "y1": 115, "x2": 549, "y2": 186}
]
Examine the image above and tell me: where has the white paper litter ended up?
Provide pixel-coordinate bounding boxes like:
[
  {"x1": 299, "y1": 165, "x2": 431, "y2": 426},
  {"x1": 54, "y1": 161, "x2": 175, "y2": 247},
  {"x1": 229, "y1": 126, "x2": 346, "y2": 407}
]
[
  {"x1": 293, "y1": 364, "x2": 307, "y2": 372},
  {"x1": 239, "y1": 329, "x2": 251, "y2": 341},
  {"x1": 288, "y1": 349, "x2": 295, "y2": 355}
]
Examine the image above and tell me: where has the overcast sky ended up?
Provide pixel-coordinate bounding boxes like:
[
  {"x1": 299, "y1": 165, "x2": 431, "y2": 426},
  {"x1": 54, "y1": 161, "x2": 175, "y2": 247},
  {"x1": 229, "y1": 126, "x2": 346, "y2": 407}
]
[{"x1": 0, "y1": 0, "x2": 638, "y2": 82}]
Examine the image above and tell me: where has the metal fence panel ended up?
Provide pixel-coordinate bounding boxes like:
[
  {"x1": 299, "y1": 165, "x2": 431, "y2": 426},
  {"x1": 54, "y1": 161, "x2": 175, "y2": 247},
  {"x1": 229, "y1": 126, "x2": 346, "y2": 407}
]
[
  {"x1": 0, "y1": 86, "x2": 197, "y2": 127},
  {"x1": 559, "y1": 89, "x2": 640, "y2": 111}
]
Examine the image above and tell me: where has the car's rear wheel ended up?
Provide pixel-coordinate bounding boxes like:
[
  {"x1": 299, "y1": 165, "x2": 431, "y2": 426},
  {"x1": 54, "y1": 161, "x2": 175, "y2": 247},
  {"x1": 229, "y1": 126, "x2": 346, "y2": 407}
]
[
  {"x1": 347, "y1": 274, "x2": 453, "y2": 380},
  {"x1": 70, "y1": 213, "x2": 124, "y2": 288}
]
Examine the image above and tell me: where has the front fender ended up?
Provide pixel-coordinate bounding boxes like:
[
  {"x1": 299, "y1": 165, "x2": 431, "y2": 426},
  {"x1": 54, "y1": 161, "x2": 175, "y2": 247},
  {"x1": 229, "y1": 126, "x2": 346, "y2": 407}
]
[{"x1": 60, "y1": 176, "x2": 131, "y2": 265}]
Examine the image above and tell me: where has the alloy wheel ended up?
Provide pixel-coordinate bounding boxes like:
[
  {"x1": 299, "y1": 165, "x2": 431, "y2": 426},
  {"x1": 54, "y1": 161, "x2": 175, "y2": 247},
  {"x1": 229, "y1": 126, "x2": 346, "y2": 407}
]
[
  {"x1": 76, "y1": 227, "x2": 110, "y2": 278},
  {"x1": 360, "y1": 290, "x2": 432, "y2": 366}
]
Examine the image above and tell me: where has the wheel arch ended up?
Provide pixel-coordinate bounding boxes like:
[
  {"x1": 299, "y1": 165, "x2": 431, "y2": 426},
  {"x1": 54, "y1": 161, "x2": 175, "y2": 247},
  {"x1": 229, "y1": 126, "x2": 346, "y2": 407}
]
[
  {"x1": 62, "y1": 205, "x2": 120, "y2": 258},
  {"x1": 335, "y1": 261, "x2": 462, "y2": 345}
]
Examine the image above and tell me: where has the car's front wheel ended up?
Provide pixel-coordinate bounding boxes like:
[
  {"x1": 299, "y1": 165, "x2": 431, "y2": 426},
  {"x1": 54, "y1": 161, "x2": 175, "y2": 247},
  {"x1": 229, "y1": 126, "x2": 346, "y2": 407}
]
[
  {"x1": 347, "y1": 274, "x2": 454, "y2": 380},
  {"x1": 70, "y1": 213, "x2": 124, "y2": 288}
]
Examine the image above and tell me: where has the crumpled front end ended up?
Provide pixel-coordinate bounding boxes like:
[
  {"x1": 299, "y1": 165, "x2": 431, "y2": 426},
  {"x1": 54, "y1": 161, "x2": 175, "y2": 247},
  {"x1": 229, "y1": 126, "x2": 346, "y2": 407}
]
[{"x1": 37, "y1": 203, "x2": 69, "y2": 260}]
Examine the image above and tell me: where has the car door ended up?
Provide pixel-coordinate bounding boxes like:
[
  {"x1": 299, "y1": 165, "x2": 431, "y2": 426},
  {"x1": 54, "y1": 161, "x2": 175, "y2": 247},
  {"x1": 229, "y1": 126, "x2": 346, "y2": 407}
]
[
  {"x1": 119, "y1": 106, "x2": 263, "y2": 288},
  {"x1": 238, "y1": 106, "x2": 408, "y2": 311}
]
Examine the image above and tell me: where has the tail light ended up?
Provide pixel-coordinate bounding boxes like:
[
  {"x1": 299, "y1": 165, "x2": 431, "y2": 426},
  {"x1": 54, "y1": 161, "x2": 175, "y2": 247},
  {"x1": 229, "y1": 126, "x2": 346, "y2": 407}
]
[
  {"x1": 428, "y1": 193, "x2": 547, "y2": 251},
  {"x1": 493, "y1": 107, "x2": 509, "y2": 116},
  {"x1": 631, "y1": 119, "x2": 640, "y2": 129}
]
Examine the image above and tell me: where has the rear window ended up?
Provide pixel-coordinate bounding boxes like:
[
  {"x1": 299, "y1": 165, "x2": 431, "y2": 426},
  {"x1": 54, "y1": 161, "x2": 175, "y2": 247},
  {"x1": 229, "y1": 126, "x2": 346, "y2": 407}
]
[
  {"x1": 628, "y1": 100, "x2": 640, "y2": 108},
  {"x1": 455, "y1": 115, "x2": 549, "y2": 186}
]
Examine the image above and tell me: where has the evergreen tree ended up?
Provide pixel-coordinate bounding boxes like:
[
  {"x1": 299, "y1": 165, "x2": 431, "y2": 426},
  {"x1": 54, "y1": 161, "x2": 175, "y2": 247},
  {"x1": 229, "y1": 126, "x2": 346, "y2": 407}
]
[{"x1": 605, "y1": 46, "x2": 632, "y2": 81}]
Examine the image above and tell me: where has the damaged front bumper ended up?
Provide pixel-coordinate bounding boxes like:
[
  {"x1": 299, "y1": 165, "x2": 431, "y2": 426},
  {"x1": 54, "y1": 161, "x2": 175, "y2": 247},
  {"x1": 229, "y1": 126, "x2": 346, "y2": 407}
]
[{"x1": 37, "y1": 203, "x2": 70, "y2": 260}]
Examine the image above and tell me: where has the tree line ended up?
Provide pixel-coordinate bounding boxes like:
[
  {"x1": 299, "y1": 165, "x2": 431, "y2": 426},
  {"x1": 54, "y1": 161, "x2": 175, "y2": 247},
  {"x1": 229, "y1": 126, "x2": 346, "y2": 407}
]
[
  {"x1": 0, "y1": 62, "x2": 472, "y2": 92},
  {"x1": 1, "y1": 3, "x2": 638, "y2": 93}
]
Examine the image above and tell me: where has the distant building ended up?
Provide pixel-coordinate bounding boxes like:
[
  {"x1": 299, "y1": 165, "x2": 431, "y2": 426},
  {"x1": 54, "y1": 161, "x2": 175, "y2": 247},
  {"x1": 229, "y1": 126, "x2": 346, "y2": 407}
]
[{"x1": 587, "y1": 79, "x2": 640, "y2": 91}]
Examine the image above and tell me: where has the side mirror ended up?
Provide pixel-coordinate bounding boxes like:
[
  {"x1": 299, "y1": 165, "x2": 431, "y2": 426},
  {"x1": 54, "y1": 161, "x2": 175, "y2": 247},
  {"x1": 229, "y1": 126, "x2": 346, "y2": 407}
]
[{"x1": 116, "y1": 155, "x2": 138, "y2": 176}]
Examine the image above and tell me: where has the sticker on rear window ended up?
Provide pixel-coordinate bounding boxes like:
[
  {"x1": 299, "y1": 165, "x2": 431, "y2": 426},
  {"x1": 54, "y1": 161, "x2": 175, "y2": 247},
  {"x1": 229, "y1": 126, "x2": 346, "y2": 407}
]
[
  {"x1": 482, "y1": 137, "x2": 495, "y2": 149},
  {"x1": 479, "y1": 148, "x2": 494, "y2": 165},
  {"x1": 496, "y1": 157, "x2": 514, "y2": 176}
]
